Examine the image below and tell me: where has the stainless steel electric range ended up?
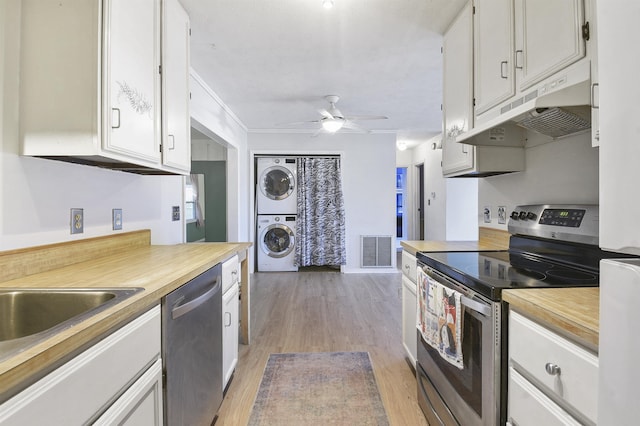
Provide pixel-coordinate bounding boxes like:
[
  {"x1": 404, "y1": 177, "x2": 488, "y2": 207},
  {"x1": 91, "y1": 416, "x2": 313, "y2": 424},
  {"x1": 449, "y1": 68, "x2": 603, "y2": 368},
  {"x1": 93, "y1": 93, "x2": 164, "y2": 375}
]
[{"x1": 414, "y1": 204, "x2": 632, "y2": 426}]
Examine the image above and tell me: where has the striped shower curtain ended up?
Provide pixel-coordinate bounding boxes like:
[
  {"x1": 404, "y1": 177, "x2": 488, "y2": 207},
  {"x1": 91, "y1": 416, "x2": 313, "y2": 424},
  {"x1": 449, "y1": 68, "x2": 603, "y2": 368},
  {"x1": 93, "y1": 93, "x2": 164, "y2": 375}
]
[{"x1": 295, "y1": 157, "x2": 346, "y2": 267}]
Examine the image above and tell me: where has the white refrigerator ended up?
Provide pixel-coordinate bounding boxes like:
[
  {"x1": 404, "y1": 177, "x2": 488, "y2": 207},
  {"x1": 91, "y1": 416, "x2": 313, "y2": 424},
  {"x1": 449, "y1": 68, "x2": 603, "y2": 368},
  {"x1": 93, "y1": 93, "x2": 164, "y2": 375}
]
[{"x1": 597, "y1": 0, "x2": 640, "y2": 424}]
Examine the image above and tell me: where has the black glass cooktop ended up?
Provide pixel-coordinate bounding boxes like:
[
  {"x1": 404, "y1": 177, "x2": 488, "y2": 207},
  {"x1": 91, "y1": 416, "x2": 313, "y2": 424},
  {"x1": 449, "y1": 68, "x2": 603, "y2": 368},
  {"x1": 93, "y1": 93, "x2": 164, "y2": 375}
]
[{"x1": 417, "y1": 250, "x2": 600, "y2": 301}]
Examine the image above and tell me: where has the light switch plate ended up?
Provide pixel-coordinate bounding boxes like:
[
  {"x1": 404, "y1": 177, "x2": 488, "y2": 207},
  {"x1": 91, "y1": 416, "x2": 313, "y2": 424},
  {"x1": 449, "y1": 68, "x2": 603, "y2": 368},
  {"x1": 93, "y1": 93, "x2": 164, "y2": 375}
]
[
  {"x1": 172, "y1": 206, "x2": 180, "y2": 221},
  {"x1": 112, "y1": 208, "x2": 123, "y2": 230},
  {"x1": 483, "y1": 206, "x2": 491, "y2": 223},
  {"x1": 498, "y1": 206, "x2": 507, "y2": 224}
]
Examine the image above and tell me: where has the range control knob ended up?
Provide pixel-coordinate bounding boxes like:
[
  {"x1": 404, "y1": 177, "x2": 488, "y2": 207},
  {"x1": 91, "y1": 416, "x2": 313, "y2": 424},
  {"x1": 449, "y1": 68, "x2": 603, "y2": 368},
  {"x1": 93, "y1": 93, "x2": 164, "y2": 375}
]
[
  {"x1": 527, "y1": 212, "x2": 537, "y2": 221},
  {"x1": 519, "y1": 211, "x2": 528, "y2": 220},
  {"x1": 510, "y1": 211, "x2": 520, "y2": 220}
]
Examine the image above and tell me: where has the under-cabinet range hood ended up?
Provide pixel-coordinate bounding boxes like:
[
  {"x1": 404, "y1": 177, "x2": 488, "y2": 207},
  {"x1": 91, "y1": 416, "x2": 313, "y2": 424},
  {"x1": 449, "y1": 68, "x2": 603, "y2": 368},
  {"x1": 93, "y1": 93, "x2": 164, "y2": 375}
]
[{"x1": 457, "y1": 62, "x2": 592, "y2": 147}]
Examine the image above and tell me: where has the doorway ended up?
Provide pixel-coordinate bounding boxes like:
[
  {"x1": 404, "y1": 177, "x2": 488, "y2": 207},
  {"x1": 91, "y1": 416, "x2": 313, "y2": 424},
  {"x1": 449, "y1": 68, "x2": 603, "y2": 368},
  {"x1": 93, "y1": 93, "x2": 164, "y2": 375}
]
[{"x1": 186, "y1": 127, "x2": 228, "y2": 242}]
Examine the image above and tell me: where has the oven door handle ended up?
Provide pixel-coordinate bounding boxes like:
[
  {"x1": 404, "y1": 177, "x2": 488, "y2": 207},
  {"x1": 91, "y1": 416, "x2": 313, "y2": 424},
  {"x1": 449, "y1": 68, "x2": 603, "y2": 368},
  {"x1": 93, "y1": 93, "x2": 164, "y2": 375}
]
[{"x1": 460, "y1": 295, "x2": 491, "y2": 317}]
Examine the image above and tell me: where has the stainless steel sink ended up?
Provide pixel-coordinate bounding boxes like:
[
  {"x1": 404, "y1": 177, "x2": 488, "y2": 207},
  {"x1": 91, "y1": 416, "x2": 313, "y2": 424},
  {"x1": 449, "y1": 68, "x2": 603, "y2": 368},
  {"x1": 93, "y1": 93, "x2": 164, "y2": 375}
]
[{"x1": 0, "y1": 288, "x2": 143, "y2": 361}]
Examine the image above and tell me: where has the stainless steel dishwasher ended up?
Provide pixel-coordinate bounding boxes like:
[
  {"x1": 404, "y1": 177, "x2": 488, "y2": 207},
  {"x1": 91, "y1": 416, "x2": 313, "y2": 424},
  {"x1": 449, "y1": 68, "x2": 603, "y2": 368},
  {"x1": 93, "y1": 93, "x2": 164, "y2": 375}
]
[{"x1": 162, "y1": 263, "x2": 223, "y2": 426}]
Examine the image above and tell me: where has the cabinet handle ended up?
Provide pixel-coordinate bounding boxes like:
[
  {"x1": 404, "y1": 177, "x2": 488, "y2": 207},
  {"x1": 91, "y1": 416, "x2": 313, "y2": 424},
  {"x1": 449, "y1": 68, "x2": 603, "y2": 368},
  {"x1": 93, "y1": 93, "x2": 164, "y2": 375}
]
[
  {"x1": 515, "y1": 50, "x2": 523, "y2": 69},
  {"x1": 545, "y1": 363, "x2": 561, "y2": 376},
  {"x1": 500, "y1": 61, "x2": 508, "y2": 79},
  {"x1": 112, "y1": 108, "x2": 121, "y2": 129},
  {"x1": 591, "y1": 83, "x2": 599, "y2": 109},
  {"x1": 225, "y1": 312, "x2": 232, "y2": 327},
  {"x1": 168, "y1": 134, "x2": 175, "y2": 150}
]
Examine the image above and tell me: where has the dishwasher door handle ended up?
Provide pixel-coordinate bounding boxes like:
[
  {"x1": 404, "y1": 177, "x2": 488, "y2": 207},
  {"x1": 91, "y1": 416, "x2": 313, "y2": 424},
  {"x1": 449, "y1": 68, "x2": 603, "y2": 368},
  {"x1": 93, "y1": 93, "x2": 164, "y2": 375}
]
[{"x1": 172, "y1": 279, "x2": 221, "y2": 320}]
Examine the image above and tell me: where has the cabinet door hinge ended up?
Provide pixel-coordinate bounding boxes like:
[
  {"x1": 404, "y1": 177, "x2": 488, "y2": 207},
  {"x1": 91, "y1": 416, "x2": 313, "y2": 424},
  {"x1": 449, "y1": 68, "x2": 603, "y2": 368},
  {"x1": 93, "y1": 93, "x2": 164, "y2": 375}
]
[
  {"x1": 441, "y1": 46, "x2": 443, "y2": 54},
  {"x1": 159, "y1": 144, "x2": 163, "y2": 153},
  {"x1": 159, "y1": 65, "x2": 162, "y2": 75},
  {"x1": 473, "y1": 5, "x2": 476, "y2": 14},
  {"x1": 582, "y1": 22, "x2": 590, "y2": 41},
  {"x1": 189, "y1": 28, "x2": 192, "y2": 36},
  {"x1": 473, "y1": 98, "x2": 476, "y2": 107}
]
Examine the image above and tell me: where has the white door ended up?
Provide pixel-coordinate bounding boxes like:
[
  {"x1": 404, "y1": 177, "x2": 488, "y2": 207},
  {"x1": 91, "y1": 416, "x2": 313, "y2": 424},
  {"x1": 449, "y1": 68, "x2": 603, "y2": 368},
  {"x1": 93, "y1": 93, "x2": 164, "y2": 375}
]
[{"x1": 222, "y1": 284, "x2": 239, "y2": 389}]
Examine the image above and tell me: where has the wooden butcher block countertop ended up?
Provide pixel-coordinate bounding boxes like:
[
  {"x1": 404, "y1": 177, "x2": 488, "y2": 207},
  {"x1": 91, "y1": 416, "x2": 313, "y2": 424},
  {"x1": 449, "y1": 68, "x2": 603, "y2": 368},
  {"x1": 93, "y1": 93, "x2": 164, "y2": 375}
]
[
  {"x1": 0, "y1": 230, "x2": 251, "y2": 401},
  {"x1": 503, "y1": 287, "x2": 599, "y2": 352},
  {"x1": 401, "y1": 227, "x2": 511, "y2": 256}
]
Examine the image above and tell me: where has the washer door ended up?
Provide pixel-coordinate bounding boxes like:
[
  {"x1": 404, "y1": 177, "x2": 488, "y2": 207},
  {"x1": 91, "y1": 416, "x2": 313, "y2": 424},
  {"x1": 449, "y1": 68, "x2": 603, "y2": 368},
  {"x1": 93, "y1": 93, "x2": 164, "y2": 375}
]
[
  {"x1": 260, "y1": 166, "x2": 295, "y2": 200},
  {"x1": 261, "y1": 224, "x2": 295, "y2": 258}
]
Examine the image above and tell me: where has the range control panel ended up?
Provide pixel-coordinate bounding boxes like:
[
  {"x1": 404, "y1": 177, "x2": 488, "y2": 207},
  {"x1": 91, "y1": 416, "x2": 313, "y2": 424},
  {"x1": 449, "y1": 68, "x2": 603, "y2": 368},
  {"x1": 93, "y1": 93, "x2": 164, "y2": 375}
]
[
  {"x1": 538, "y1": 208, "x2": 586, "y2": 228},
  {"x1": 508, "y1": 204, "x2": 598, "y2": 245}
]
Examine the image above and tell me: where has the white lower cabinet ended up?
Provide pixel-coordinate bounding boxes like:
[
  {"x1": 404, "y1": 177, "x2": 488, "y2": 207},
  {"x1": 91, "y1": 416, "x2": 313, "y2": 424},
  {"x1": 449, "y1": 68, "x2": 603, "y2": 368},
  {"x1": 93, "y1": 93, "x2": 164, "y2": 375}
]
[
  {"x1": 0, "y1": 306, "x2": 162, "y2": 425},
  {"x1": 222, "y1": 255, "x2": 240, "y2": 390},
  {"x1": 400, "y1": 250, "x2": 417, "y2": 366},
  {"x1": 508, "y1": 310, "x2": 598, "y2": 425}
]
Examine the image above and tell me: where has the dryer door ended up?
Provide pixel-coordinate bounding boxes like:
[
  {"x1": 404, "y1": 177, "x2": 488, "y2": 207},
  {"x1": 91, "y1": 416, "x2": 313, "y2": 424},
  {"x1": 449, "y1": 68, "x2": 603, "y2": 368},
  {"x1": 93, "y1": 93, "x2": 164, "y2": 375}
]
[
  {"x1": 260, "y1": 166, "x2": 295, "y2": 201},
  {"x1": 261, "y1": 224, "x2": 295, "y2": 258}
]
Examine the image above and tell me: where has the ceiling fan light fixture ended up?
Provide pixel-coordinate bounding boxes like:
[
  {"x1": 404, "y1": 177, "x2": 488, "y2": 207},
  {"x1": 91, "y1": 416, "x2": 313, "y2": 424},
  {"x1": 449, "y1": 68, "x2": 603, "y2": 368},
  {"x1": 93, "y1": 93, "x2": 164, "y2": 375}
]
[
  {"x1": 397, "y1": 141, "x2": 408, "y2": 151},
  {"x1": 322, "y1": 0, "x2": 334, "y2": 9},
  {"x1": 322, "y1": 118, "x2": 344, "y2": 133}
]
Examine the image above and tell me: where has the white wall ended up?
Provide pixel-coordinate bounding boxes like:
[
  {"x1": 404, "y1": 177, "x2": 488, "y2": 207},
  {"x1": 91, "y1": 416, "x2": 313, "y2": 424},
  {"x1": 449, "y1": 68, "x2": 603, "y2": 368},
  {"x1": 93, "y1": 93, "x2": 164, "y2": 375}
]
[
  {"x1": 0, "y1": 0, "x2": 184, "y2": 250},
  {"x1": 189, "y1": 71, "x2": 250, "y2": 243},
  {"x1": 249, "y1": 132, "x2": 397, "y2": 273},
  {"x1": 478, "y1": 132, "x2": 599, "y2": 230}
]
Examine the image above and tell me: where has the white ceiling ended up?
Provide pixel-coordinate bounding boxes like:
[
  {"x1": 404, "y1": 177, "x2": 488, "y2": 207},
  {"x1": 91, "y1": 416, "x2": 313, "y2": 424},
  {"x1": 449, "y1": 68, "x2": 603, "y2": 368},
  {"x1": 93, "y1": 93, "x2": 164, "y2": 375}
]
[{"x1": 180, "y1": 0, "x2": 467, "y2": 145}]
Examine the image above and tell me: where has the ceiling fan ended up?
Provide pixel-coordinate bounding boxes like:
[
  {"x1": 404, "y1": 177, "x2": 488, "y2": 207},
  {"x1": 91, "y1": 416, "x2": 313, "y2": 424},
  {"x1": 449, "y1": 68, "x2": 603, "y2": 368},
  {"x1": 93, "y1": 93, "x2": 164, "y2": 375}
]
[{"x1": 282, "y1": 95, "x2": 388, "y2": 135}]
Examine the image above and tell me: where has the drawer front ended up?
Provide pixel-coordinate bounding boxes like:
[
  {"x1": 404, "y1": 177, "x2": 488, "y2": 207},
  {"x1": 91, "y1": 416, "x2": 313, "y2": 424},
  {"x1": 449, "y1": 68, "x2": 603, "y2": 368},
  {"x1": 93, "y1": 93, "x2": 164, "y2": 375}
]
[
  {"x1": 508, "y1": 367, "x2": 581, "y2": 426},
  {"x1": 401, "y1": 250, "x2": 417, "y2": 282},
  {"x1": 222, "y1": 254, "x2": 240, "y2": 292},
  {"x1": 509, "y1": 310, "x2": 598, "y2": 423}
]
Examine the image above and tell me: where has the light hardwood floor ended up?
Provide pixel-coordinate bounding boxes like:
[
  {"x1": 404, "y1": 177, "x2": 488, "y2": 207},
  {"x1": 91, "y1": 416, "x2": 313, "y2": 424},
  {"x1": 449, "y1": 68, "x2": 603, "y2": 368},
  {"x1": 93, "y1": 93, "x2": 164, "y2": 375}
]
[{"x1": 216, "y1": 269, "x2": 428, "y2": 425}]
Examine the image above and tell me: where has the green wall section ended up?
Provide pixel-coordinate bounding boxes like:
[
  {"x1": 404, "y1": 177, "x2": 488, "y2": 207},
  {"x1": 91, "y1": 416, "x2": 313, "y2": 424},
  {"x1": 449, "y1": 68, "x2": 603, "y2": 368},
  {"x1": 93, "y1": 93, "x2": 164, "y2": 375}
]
[{"x1": 187, "y1": 161, "x2": 227, "y2": 242}]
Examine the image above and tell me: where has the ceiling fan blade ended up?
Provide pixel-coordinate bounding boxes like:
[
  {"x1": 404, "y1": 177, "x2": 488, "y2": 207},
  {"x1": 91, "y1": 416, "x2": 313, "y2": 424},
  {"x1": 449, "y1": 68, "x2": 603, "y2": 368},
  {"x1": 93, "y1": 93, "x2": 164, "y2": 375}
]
[
  {"x1": 318, "y1": 109, "x2": 334, "y2": 119},
  {"x1": 311, "y1": 127, "x2": 325, "y2": 138},
  {"x1": 344, "y1": 115, "x2": 388, "y2": 121},
  {"x1": 342, "y1": 120, "x2": 371, "y2": 133},
  {"x1": 275, "y1": 120, "x2": 321, "y2": 127}
]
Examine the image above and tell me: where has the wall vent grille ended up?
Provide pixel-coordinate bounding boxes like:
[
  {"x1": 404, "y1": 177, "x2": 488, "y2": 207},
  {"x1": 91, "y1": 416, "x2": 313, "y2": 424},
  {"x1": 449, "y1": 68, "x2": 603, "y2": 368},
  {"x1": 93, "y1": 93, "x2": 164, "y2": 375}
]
[{"x1": 360, "y1": 235, "x2": 393, "y2": 268}]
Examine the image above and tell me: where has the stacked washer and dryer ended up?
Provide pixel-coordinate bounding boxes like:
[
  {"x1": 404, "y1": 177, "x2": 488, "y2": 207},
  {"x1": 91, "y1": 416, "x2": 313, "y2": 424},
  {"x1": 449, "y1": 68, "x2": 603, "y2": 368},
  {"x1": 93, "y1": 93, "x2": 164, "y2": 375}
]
[{"x1": 256, "y1": 157, "x2": 298, "y2": 272}]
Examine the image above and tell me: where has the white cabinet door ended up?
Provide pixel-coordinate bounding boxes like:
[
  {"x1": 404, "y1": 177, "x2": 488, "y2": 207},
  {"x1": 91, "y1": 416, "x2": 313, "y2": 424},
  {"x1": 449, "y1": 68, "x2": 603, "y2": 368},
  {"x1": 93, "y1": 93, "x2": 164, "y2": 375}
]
[
  {"x1": 104, "y1": 0, "x2": 162, "y2": 164},
  {"x1": 598, "y1": 0, "x2": 640, "y2": 254},
  {"x1": 222, "y1": 284, "x2": 239, "y2": 389},
  {"x1": 515, "y1": 0, "x2": 586, "y2": 91},
  {"x1": 474, "y1": 0, "x2": 515, "y2": 114},
  {"x1": 401, "y1": 275, "x2": 417, "y2": 367},
  {"x1": 162, "y1": 0, "x2": 191, "y2": 172},
  {"x1": 94, "y1": 359, "x2": 164, "y2": 426},
  {"x1": 442, "y1": 2, "x2": 475, "y2": 176}
]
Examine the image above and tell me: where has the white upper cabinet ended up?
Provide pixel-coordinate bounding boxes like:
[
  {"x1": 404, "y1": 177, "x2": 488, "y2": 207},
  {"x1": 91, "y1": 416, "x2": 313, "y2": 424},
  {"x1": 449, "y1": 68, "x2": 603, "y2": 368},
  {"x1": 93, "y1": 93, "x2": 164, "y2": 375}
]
[
  {"x1": 443, "y1": 2, "x2": 525, "y2": 178},
  {"x1": 473, "y1": 0, "x2": 588, "y2": 125},
  {"x1": 104, "y1": 0, "x2": 162, "y2": 164},
  {"x1": 442, "y1": 2, "x2": 474, "y2": 176},
  {"x1": 161, "y1": 0, "x2": 191, "y2": 172},
  {"x1": 515, "y1": 0, "x2": 586, "y2": 92},
  {"x1": 19, "y1": 0, "x2": 190, "y2": 175},
  {"x1": 474, "y1": 0, "x2": 516, "y2": 115}
]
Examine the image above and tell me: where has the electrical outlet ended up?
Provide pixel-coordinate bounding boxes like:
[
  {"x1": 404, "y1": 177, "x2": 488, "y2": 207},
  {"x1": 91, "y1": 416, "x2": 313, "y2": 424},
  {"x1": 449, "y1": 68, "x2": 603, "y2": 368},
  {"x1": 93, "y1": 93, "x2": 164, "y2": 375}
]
[
  {"x1": 498, "y1": 206, "x2": 507, "y2": 224},
  {"x1": 112, "y1": 208, "x2": 123, "y2": 230},
  {"x1": 483, "y1": 206, "x2": 491, "y2": 223},
  {"x1": 172, "y1": 206, "x2": 180, "y2": 221},
  {"x1": 70, "y1": 208, "x2": 84, "y2": 234}
]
